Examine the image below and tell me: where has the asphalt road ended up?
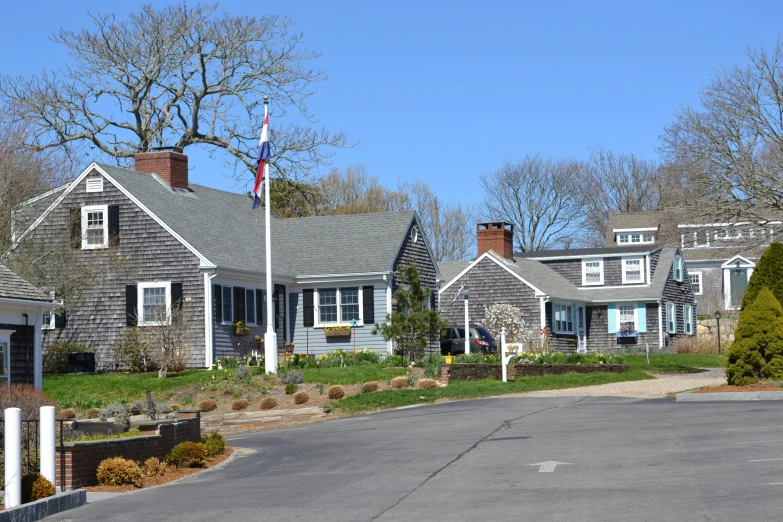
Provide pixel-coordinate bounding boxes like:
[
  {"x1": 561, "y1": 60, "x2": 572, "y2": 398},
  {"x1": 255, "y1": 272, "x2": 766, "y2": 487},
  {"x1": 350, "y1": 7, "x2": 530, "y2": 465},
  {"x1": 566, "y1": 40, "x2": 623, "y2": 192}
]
[{"x1": 46, "y1": 397, "x2": 783, "y2": 521}]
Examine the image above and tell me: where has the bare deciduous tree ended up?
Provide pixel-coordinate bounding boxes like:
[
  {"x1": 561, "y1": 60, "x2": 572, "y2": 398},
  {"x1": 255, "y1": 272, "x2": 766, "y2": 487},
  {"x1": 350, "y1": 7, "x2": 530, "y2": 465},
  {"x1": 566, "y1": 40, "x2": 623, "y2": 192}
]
[
  {"x1": 317, "y1": 164, "x2": 408, "y2": 215},
  {"x1": 660, "y1": 39, "x2": 783, "y2": 224},
  {"x1": 479, "y1": 155, "x2": 584, "y2": 252},
  {"x1": 142, "y1": 303, "x2": 193, "y2": 379},
  {"x1": 0, "y1": 2, "x2": 348, "y2": 187}
]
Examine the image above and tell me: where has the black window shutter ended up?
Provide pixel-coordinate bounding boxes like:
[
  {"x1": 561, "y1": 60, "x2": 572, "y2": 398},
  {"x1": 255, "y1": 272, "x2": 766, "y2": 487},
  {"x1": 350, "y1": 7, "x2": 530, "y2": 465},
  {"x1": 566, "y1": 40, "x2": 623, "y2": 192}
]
[
  {"x1": 362, "y1": 286, "x2": 374, "y2": 324},
  {"x1": 54, "y1": 309, "x2": 67, "y2": 329},
  {"x1": 303, "y1": 289, "x2": 314, "y2": 327},
  {"x1": 430, "y1": 291, "x2": 436, "y2": 310},
  {"x1": 69, "y1": 209, "x2": 81, "y2": 249},
  {"x1": 214, "y1": 284, "x2": 222, "y2": 323},
  {"x1": 108, "y1": 205, "x2": 120, "y2": 246},
  {"x1": 126, "y1": 285, "x2": 138, "y2": 326},
  {"x1": 233, "y1": 287, "x2": 246, "y2": 324},
  {"x1": 256, "y1": 290, "x2": 264, "y2": 325},
  {"x1": 171, "y1": 283, "x2": 183, "y2": 311}
]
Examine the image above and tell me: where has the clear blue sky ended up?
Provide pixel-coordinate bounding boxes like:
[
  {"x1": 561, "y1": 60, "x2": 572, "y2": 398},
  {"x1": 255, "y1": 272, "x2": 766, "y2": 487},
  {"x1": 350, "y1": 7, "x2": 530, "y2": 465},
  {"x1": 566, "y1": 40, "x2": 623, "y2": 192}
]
[{"x1": 1, "y1": 1, "x2": 780, "y2": 204}]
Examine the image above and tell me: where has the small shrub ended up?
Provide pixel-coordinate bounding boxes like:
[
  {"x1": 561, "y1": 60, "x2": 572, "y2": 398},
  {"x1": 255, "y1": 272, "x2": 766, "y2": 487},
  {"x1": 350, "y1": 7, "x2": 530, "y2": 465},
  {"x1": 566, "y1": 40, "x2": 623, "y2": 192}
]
[
  {"x1": 59, "y1": 408, "x2": 77, "y2": 419},
  {"x1": 293, "y1": 391, "x2": 310, "y2": 404},
  {"x1": 199, "y1": 399, "x2": 218, "y2": 412},
  {"x1": 384, "y1": 376, "x2": 393, "y2": 385},
  {"x1": 96, "y1": 457, "x2": 144, "y2": 487},
  {"x1": 0, "y1": 384, "x2": 57, "y2": 420},
  {"x1": 110, "y1": 329, "x2": 154, "y2": 372},
  {"x1": 170, "y1": 404, "x2": 180, "y2": 412},
  {"x1": 129, "y1": 401, "x2": 144, "y2": 415},
  {"x1": 424, "y1": 363, "x2": 442, "y2": 379},
  {"x1": 21, "y1": 472, "x2": 56, "y2": 503},
  {"x1": 166, "y1": 441, "x2": 208, "y2": 469},
  {"x1": 260, "y1": 397, "x2": 277, "y2": 410},
  {"x1": 232, "y1": 399, "x2": 249, "y2": 410},
  {"x1": 86, "y1": 407, "x2": 101, "y2": 419},
  {"x1": 281, "y1": 370, "x2": 304, "y2": 385},
  {"x1": 384, "y1": 355, "x2": 409, "y2": 367},
  {"x1": 391, "y1": 376, "x2": 409, "y2": 389},
  {"x1": 142, "y1": 457, "x2": 167, "y2": 477},
  {"x1": 407, "y1": 374, "x2": 418, "y2": 387},
  {"x1": 42, "y1": 341, "x2": 92, "y2": 374},
  {"x1": 99, "y1": 403, "x2": 130, "y2": 430},
  {"x1": 318, "y1": 384, "x2": 325, "y2": 395},
  {"x1": 201, "y1": 431, "x2": 226, "y2": 457},
  {"x1": 418, "y1": 378, "x2": 437, "y2": 389},
  {"x1": 285, "y1": 383, "x2": 298, "y2": 395},
  {"x1": 235, "y1": 366, "x2": 250, "y2": 380},
  {"x1": 180, "y1": 393, "x2": 195, "y2": 406},
  {"x1": 363, "y1": 381, "x2": 380, "y2": 393},
  {"x1": 327, "y1": 385, "x2": 345, "y2": 399}
]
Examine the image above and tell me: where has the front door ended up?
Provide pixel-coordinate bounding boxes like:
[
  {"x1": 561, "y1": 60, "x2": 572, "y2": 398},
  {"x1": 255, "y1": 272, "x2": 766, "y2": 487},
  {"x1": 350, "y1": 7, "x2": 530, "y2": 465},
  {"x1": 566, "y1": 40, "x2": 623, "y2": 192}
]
[{"x1": 730, "y1": 269, "x2": 748, "y2": 308}]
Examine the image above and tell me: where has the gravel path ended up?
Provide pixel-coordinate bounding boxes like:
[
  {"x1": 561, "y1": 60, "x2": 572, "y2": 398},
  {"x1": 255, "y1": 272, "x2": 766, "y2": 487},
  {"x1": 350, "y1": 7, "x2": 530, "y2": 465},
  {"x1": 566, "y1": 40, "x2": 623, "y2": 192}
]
[{"x1": 519, "y1": 368, "x2": 726, "y2": 399}]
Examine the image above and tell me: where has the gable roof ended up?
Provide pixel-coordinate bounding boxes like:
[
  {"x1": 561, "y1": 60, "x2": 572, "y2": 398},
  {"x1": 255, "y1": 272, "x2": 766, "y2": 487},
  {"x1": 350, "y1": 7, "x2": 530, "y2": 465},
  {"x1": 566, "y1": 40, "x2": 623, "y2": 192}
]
[{"x1": 0, "y1": 264, "x2": 52, "y2": 302}]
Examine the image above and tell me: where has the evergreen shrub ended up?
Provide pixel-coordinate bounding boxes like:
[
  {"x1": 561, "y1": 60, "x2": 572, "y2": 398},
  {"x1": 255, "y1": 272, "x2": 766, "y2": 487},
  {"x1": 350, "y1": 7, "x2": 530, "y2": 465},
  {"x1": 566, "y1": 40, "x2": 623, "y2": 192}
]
[{"x1": 727, "y1": 287, "x2": 783, "y2": 385}]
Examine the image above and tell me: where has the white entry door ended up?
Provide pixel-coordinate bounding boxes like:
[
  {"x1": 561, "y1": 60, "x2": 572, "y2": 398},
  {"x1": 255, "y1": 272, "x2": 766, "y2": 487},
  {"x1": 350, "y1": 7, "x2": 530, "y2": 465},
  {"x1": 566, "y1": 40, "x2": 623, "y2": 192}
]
[{"x1": 576, "y1": 306, "x2": 586, "y2": 353}]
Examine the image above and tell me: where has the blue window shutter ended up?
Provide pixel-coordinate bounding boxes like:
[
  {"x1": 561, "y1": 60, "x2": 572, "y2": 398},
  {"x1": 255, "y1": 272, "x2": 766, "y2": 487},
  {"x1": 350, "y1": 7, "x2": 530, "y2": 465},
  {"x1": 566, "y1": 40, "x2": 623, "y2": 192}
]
[
  {"x1": 664, "y1": 302, "x2": 669, "y2": 333},
  {"x1": 572, "y1": 304, "x2": 577, "y2": 333},
  {"x1": 607, "y1": 304, "x2": 616, "y2": 333},
  {"x1": 636, "y1": 302, "x2": 647, "y2": 333}
]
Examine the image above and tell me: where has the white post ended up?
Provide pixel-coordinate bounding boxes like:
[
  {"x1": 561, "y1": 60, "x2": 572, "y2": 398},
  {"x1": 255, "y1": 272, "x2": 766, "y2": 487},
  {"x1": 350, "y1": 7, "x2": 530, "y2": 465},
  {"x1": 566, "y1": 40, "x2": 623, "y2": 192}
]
[
  {"x1": 40, "y1": 406, "x2": 56, "y2": 486},
  {"x1": 4, "y1": 407, "x2": 22, "y2": 508},
  {"x1": 263, "y1": 100, "x2": 278, "y2": 375},
  {"x1": 464, "y1": 296, "x2": 470, "y2": 355},
  {"x1": 501, "y1": 328, "x2": 508, "y2": 382}
]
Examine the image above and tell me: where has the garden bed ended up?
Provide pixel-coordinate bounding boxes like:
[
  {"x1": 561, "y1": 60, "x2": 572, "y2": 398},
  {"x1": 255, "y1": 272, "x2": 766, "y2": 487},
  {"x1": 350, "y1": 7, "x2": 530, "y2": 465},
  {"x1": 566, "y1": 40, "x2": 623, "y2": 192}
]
[{"x1": 695, "y1": 382, "x2": 783, "y2": 393}]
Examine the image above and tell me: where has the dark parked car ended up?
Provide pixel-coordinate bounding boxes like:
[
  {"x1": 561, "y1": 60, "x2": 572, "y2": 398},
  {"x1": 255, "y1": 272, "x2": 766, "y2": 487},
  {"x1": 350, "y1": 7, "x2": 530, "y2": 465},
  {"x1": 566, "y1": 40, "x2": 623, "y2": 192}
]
[{"x1": 440, "y1": 325, "x2": 496, "y2": 355}]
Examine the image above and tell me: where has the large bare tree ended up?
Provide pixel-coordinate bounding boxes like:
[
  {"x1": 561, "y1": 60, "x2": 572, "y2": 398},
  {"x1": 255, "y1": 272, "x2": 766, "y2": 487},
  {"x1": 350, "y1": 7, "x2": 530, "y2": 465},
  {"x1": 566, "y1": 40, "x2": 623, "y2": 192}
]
[
  {"x1": 479, "y1": 155, "x2": 584, "y2": 251},
  {"x1": 660, "y1": 39, "x2": 783, "y2": 223},
  {"x1": 317, "y1": 164, "x2": 408, "y2": 215},
  {"x1": 0, "y1": 2, "x2": 348, "y2": 186}
]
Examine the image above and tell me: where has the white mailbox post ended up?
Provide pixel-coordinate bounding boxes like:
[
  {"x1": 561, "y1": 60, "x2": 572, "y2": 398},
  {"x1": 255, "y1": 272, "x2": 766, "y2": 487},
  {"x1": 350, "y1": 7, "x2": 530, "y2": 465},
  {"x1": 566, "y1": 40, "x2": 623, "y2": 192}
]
[{"x1": 500, "y1": 328, "x2": 523, "y2": 383}]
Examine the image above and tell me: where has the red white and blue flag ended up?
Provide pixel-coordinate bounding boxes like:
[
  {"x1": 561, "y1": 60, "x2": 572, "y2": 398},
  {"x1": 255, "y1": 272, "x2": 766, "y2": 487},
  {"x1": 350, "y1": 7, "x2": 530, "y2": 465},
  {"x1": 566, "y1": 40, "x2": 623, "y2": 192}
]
[{"x1": 251, "y1": 110, "x2": 270, "y2": 209}]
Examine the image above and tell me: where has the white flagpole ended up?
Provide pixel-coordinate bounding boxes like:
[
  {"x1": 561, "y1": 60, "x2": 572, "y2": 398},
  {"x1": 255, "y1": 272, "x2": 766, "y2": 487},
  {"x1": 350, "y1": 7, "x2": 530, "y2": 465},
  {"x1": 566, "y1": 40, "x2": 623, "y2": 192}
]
[{"x1": 263, "y1": 98, "x2": 278, "y2": 374}]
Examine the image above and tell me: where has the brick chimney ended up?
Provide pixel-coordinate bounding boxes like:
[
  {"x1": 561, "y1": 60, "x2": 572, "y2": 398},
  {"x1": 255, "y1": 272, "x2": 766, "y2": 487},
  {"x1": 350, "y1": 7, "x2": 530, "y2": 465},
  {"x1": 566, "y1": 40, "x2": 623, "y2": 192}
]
[
  {"x1": 134, "y1": 150, "x2": 188, "y2": 189},
  {"x1": 477, "y1": 222, "x2": 514, "y2": 260}
]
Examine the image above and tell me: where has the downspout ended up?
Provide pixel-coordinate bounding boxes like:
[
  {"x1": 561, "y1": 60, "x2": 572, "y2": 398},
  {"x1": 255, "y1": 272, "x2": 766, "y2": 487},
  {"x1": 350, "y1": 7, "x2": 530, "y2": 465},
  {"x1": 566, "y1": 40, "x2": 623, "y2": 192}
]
[{"x1": 658, "y1": 299, "x2": 664, "y2": 350}]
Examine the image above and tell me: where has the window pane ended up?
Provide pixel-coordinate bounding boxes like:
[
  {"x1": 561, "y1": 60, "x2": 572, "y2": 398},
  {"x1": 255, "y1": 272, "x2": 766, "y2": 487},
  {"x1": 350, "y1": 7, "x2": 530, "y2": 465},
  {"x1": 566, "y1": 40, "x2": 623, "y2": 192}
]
[
  {"x1": 246, "y1": 289, "x2": 255, "y2": 324},
  {"x1": 319, "y1": 288, "x2": 337, "y2": 323},
  {"x1": 86, "y1": 211, "x2": 105, "y2": 246},
  {"x1": 619, "y1": 234, "x2": 628, "y2": 244},
  {"x1": 624, "y1": 259, "x2": 642, "y2": 282},
  {"x1": 143, "y1": 286, "x2": 167, "y2": 322},
  {"x1": 619, "y1": 305, "x2": 635, "y2": 331},
  {"x1": 340, "y1": 287, "x2": 360, "y2": 322},
  {"x1": 585, "y1": 261, "x2": 601, "y2": 283},
  {"x1": 222, "y1": 286, "x2": 232, "y2": 322}
]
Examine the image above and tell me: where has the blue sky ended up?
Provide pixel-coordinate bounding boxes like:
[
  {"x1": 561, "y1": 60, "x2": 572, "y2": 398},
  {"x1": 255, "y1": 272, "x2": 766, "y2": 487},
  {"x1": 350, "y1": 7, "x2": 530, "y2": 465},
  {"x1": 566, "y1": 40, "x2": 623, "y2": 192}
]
[{"x1": 1, "y1": 1, "x2": 780, "y2": 203}]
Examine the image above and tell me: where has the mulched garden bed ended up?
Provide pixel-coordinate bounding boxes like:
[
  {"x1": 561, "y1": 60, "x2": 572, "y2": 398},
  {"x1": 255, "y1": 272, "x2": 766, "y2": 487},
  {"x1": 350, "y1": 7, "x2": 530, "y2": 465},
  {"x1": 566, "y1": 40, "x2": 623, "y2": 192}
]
[
  {"x1": 695, "y1": 383, "x2": 783, "y2": 393},
  {"x1": 84, "y1": 448, "x2": 234, "y2": 492}
]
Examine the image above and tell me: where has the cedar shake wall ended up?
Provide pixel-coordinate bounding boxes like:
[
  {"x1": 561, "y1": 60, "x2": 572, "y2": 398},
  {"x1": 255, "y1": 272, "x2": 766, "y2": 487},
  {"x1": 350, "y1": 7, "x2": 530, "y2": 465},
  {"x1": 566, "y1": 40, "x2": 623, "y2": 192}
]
[
  {"x1": 690, "y1": 265, "x2": 723, "y2": 315},
  {"x1": 663, "y1": 253, "x2": 698, "y2": 349},
  {"x1": 542, "y1": 256, "x2": 646, "y2": 287},
  {"x1": 439, "y1": 258, "x2": 541, "y2": 337},
  {"x1": 583, "y1": 304, "x2": 666, "y2": 354},
  {"x1": 24, "y1": 169, "x2": 206, "y2": 369}
]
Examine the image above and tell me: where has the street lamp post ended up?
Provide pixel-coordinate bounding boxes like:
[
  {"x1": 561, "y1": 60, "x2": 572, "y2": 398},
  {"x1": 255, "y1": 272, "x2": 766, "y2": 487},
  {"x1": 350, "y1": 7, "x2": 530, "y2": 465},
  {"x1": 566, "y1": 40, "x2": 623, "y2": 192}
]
[{"x1": 714, "y1": 310, "x2": 722, "y2": 354}]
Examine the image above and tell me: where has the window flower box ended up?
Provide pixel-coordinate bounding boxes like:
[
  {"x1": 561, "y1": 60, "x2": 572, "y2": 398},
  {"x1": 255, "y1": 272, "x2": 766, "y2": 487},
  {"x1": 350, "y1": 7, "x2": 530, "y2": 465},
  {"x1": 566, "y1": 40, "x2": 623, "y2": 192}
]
[
  {"x1": 616, "y1": 331, "x2": 638, "y2": 338},
  {"x1": 324, "y1": 326, "x2": 351, "y2": 338}
]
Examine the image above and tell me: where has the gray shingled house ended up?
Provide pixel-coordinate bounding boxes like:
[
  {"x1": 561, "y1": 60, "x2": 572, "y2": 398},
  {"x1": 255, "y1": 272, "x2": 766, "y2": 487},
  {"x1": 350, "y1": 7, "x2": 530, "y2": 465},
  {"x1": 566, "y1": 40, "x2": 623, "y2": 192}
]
[
  {"x1": 438, "y1": 223, "x2": 697, "y2": 353},
  {"x1": 12, "y1": 152, "x2": 439, "y2": 369},
  {"x1": 0, "y1": 264, "x2": 59, "y2": 387}
]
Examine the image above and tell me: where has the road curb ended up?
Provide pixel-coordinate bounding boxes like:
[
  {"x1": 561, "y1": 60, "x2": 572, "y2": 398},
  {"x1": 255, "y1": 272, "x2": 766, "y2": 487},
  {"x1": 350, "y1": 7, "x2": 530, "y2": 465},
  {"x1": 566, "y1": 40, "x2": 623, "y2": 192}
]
[{"x1": 676, "y1": 391, "x2": 783, "y2": 401}]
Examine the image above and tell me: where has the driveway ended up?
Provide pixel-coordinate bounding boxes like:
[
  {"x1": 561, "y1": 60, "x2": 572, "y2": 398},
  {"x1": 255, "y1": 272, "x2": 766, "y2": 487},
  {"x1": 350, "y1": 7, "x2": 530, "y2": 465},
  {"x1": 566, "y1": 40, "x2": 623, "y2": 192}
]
[{"x1": 46, "y1": 394, "x2": 782, "y2": 521}]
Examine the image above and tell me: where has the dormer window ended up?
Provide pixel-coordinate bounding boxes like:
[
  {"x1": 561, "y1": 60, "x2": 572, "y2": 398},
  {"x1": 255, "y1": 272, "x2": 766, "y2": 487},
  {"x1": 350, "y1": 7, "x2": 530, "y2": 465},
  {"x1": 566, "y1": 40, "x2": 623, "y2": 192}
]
[
  {"x1": 617, "y1": 233, "x2": 655, "y2": 245},
  {"x1": 622, "y1": 257, "x2": 644, "y2": 284},
  {"x1": 582, "y1": 259, "x2": 604, "y2": 285}
]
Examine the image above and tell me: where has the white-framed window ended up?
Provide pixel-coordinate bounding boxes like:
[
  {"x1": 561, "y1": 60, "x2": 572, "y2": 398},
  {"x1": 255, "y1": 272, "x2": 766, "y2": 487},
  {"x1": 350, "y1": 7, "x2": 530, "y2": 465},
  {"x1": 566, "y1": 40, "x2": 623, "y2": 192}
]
[
  {"x1": 618, "y1": 304, "x2": 636, "y2": 332},
  {"x1": 667, "y1": 302, "x2": 677, "y2": 334},
  {"x1": 617, "y1": 233, "x2": 654, "y2": 245},
  {"x1": 138, "y1": 282, "x2": 171, "y2": 326},
  {"x1": 81, "y1": 205, "x2": 109, "y2": 249},
  {"x1": 222, "y1": 286, "x2": 233, "y2": 325},
  {"x1": 42, "y1": 310, "x2": 55, "y2": 330},
  {"x1": 673, "y1": 254, "x2": 684, "y2": 282},
  {"x1": 688, "y1": 272, "x2": 702, "y2": 295},
  {"x1": 85, "y1": 178, "x2": 104, "y2": 193},
  {"x1": 582, "y1": 259, "x2": 604, "y2": 285},
  {"x1": 246, "y1": 289, "x2": 256, "y2": 326},
  {"x1": 553, "y1": 303, "x2": 574, "y2": 333},
  {"x1": 684, "y1": 304, "x2": 694, "y2": 335},
  {"x1": 622, "y1": 257, "x2": 644, "y2": 284},
  {"x1": 315, "y1": 287, "x2": 364, "y2": 326}
]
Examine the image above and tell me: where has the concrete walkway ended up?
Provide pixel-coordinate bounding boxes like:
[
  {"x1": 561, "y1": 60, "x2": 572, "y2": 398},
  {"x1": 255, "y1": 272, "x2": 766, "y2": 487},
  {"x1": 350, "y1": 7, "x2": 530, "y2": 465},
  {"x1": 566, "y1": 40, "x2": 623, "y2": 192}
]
[{"x1": 518, "y1": 368, "x2": 726, "y2": 399}]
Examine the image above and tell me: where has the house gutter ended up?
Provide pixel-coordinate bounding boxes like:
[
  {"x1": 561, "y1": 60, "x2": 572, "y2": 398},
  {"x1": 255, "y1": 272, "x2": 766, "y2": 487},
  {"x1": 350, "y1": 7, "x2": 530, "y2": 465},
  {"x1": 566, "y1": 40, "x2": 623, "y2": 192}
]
[{"x1": 0, "y1": 297, "x2": 59, "y2": 309}]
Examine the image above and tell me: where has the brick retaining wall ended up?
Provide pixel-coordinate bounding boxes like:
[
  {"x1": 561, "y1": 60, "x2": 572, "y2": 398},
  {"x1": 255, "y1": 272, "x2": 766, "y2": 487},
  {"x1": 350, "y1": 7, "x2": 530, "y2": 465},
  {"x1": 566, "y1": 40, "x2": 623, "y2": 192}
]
[{"x1": 55, "y1": 415, "x2": 200, "y2": 489}]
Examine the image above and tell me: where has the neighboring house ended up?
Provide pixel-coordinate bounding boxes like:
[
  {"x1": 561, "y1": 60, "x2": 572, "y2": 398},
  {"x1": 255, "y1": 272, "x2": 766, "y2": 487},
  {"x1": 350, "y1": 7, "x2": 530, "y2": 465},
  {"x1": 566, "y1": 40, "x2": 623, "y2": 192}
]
[
  {"x1": 12, "y1": 151, "x2": 439, "y2": 369},
  {"x1": 438, "y1": 222, "x2": 697, "y2": 353},
  {"x1": 606, "y1": 209, "x2": 781, "y2": 313},
  {"x1": 0, "y1": 264, "x2": 59, "y2": 388}
]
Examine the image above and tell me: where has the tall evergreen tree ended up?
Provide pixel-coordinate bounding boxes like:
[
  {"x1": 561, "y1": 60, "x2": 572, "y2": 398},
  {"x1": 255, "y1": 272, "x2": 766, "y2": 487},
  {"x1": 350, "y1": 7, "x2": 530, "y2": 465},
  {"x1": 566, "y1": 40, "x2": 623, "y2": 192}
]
[
  {"x1": 727, "y1": 287, "x2": 783, "y2": 385},
  {"x1": 741, "y1": 242, "x2": 783, "y2": 310}
]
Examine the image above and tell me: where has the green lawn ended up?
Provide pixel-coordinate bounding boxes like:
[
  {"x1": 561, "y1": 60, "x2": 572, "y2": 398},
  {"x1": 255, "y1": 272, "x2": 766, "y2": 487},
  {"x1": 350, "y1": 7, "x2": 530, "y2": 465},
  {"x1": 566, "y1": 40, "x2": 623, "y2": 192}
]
[
  {"x1": 624, "y1": 354, "x2": 726, "y2": 373},
  {"x1": 334, "y1": 371, "x2": 655, "y2": 414},
  {"x1": 301, "y1": 366, "x2": 408, "y2": 385}
]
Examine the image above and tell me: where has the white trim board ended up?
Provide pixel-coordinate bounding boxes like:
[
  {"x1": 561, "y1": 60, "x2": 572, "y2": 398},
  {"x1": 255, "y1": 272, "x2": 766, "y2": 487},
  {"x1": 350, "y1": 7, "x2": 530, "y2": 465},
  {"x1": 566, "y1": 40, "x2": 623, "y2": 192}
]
[{"x1": 721, "y1": 255, "x2": 756, "y2": 268}]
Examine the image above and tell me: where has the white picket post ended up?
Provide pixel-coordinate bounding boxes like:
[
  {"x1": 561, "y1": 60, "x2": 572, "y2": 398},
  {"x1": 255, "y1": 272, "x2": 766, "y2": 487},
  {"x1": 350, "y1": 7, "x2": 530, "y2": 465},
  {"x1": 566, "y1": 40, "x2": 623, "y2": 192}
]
[
  {"x1": 501, "y1": 328, "x2": 508, "y2": 382},
  {"x1": 40, "y1": 406, "x2": 56, "y2": 486},
  {"x1": 4, "y1": 407, "x2": 22, "y2": 508},
  {"x1": 464, "y1": 297, "x2": 470, "y2": 355}
]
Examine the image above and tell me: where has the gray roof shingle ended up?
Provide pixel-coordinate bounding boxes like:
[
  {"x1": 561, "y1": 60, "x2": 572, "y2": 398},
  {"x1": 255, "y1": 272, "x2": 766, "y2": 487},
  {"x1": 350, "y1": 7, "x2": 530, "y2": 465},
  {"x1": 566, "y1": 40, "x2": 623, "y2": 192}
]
[{"x1": 0, "y1": 264, "x2": 51, "y2": 302}]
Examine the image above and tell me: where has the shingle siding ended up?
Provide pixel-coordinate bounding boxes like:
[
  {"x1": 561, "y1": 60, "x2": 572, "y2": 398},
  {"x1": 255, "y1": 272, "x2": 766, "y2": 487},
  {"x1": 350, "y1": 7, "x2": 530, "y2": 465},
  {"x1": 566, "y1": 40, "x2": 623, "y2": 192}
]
[
  {"x1": 662, "y1": 251, "x2": 698, "y2": 350},
  {"x1": 542, "y1": 256, "x2": 647, "y2": 287},
  {"x1": 24, "y1": 169, "x2": 206, "y2": 369}
]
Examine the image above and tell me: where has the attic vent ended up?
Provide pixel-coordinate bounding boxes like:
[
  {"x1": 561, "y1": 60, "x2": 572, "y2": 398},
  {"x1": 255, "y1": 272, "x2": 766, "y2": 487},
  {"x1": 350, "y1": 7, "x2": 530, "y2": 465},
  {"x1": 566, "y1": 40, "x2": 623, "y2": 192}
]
[
  {"x1": 86, "y1": 178, "x2": 104, "y2": 193},
  {"x1": 410, "y1": 226, "x2": 419, "y2": 243}
]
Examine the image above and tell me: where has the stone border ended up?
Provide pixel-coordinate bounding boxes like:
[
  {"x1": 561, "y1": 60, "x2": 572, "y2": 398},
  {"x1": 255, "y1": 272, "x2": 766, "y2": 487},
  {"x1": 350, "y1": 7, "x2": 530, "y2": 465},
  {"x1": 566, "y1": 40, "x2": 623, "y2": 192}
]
[
  {"x1": 0, "y1": 490, "x2": 86, "y2": 522},
  {"x1": 676, "y1": 391, "x2": 783, "y2": 401}
]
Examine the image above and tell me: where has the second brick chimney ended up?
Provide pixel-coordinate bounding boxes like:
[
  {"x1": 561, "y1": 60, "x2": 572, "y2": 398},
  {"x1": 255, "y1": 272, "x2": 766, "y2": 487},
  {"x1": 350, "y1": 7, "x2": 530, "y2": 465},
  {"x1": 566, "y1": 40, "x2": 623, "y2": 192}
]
[
  {"x1": 477, "y1": 222, "x2": 514, "y2": 260},
  {"x1": 134, "y1": 150, "x2": 189, "y2": 189}
]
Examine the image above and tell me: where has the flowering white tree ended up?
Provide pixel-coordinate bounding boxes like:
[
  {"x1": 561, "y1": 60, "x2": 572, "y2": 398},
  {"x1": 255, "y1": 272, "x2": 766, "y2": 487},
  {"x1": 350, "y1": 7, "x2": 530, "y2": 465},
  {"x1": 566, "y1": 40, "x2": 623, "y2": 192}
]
[{"x1": 481, "y1": 303, "x2": 533, "y2": 345}]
